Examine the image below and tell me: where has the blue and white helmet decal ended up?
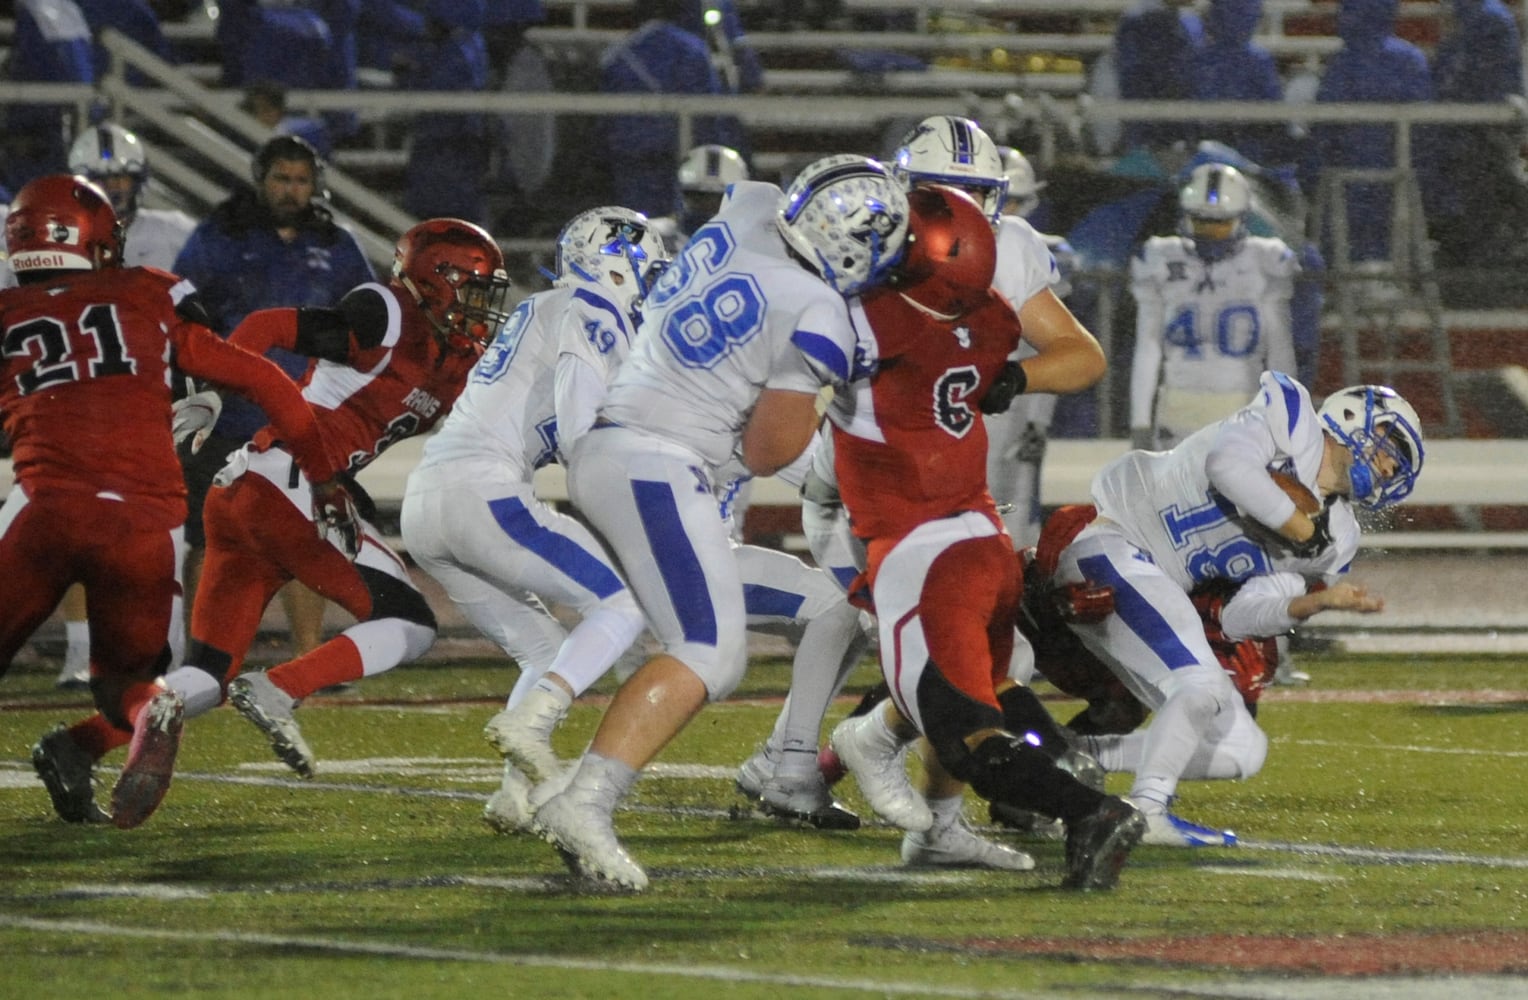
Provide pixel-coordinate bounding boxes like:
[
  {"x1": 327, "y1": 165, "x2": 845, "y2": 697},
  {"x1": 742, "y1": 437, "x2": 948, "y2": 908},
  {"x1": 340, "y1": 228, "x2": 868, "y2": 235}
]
[
  {"x1": 776, "y1": 155, "x2": 910, "y2": 296},
  {"x1": 1318, "y1": 384, "x2": 1425, "y2": 509},
  {"x1": 892, "y1": 115, "x2": 1008, "y2": 223},
  {"x1": 554, "y1": 206, "x2": 672, "y2": 316}
]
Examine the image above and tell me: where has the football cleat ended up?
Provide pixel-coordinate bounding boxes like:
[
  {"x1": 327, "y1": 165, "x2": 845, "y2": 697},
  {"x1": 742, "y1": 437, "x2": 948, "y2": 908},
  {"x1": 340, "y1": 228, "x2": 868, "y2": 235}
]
[
  {"x1": 227, "y1": 673, "x2": 315, "y2": 778},
  {"x1": 988, "y1": 801, "x2": 1065, "y2": 841},
  {"x1": 758, "y1": 772, "x2": 861, "y2": 831},
  {"x1": 1140, "y1": 809, "x2": 1238, "y2": 848},
  {"x1": 829, "y1": 710, "x2": 933, "y2": 833},
  {"x1": 532, "y1": 791, "x2": 648, "y2": 891},
  {"x1": 1063, "y1": 795, "x2": 1147, "y2": 890},
  {"x1": 733, "y1": 743, "x2": 775, "y2": 801},
  {"x1": 31, "y1": 724, "x2": 110, "y2": 824},
  {"x1": 110, "y1": 689, "x2": 185, "y2": 830},
  {"x1": 54, "y1": 657, "x2": 90, "y2": 692},
  {"x1": 483, "y1": 763, "x2": 535, "y2": 835},
  {"x1": 902, "y1": 816, "x2": 1036, "y2": 871},
  {"x1": 483, "y1": 687, "x2": 570, "y2": 785}
]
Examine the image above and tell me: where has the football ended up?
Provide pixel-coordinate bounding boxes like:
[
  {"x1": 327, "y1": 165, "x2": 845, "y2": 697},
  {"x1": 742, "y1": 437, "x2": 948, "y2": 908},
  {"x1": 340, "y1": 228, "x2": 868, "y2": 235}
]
[{"x1": 1269, "y1": 470, "x2": 1321, "y2": 515}]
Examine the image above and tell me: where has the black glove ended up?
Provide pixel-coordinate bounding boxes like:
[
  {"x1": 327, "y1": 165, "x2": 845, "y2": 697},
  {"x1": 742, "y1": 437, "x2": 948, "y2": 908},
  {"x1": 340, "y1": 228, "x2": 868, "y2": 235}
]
[
  {"x1": 1290, "y1": 499, "x2": 1335, "y2": 559},
  {"x1": 979, "y1": 361, "x2": 1027, "y2": 415}
]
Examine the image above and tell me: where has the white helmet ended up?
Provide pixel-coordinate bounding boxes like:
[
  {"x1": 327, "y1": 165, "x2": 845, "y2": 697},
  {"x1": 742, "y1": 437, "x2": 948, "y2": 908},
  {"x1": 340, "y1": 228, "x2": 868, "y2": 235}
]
[
  {"x1": 892, "y1": 115, "x2": 1007, "y2": 223},
  {"x1": 1178, "y1": 162, "x2": 1251, "y2": 262},
  {"x1": 1318, "y1": 384, "x2": 1425, "y2": 510},
  {"x1": 554, "y1": 206, "x2": 671, "y2": 317},
  {"x1": 777, "y1": 154, "x2": 910, "y2": 296},
  {"x1": 67, "y1": 123, "x2": 149, "y2": 218},
  {"x1": 678, "y1": 144, "x2": 749, "y2": 194},
  {"x1": 997, "y1": 145, "x2": 1045, "y2": 218}
]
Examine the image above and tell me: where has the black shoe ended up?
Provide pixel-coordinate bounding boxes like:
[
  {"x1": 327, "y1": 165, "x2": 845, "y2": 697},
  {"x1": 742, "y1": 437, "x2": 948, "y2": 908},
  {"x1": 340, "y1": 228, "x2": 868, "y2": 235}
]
[
  {"x1": 31, "y1": 725, "x2": 110, "y2": 824},
  {"x1": 1062, "y1": 796, "x2": 1146, "y2": 891}
]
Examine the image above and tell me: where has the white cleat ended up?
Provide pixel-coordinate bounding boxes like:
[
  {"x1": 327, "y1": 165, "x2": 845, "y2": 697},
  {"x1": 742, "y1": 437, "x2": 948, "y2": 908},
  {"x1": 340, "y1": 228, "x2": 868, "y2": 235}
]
[
  {"x1": 733, "y1": 744, "x2": 775, "y2": 801},
  {"x1": 1139, "y1": 809, "x2": 1238, "y2": 847},
  {"x1": 483, "y1": 764, "x2": 534, "y2": 834},
  {"x1": 829, "y1": 711, "x2": 933, "y2": 833},
  {"x1": 227, "y1": 673, "x2": 315, "y2": 778},
  {"x1": 483, "y1": 687, "x2": 569, "y2": 785},
  {"x1": 902, "y1": 816, "x2": 1036, "y2": 871},
  {"x1": 532, "y1": 791, "x2": 648, "y2": 891}
]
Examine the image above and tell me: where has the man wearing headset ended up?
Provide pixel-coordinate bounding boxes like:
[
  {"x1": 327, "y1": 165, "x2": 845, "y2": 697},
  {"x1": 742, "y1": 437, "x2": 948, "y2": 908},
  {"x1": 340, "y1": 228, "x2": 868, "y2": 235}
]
[{"x1": 172, "y1": 134, "x2": 375, "y2": 662}]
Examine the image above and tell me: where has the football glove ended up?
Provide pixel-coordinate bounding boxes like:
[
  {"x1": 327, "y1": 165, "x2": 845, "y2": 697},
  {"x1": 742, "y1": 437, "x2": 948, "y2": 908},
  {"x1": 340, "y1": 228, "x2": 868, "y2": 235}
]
[
  {"x1": 1290, "y1": 498, "x2": 1335, "y2": 559},
  {"x1": 978, "y1": 361, "x2": 1027, "y2": 414},
  {"x1": 171, "y1": 390, "x2": 223, "y2": 454},
  {"x1": 313, "y1": 478, "x2": 360, "y2": 559}
]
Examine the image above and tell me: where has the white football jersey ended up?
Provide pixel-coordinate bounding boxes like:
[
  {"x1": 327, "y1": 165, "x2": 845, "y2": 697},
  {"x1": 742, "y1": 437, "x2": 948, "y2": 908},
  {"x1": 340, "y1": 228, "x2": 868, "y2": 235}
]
[
  {"x1": 601, "y1": 180, "x2": 860, "y2": 471},
  {"x1": 124, "y1": 208, "x2": 197, "y2": 271},
  {"x1": 1129, "y1": 234, "x2": 1298, "y2": 431},
  {"x1": 991, "y1": 213, "x2": 1061, "y2": 311},
  {"x1": 416, "y1": 281, "x2": 637, "y2": 482},
  {"x1": 1092, "y1": 370, "x2": 1358, "y2": 592}
]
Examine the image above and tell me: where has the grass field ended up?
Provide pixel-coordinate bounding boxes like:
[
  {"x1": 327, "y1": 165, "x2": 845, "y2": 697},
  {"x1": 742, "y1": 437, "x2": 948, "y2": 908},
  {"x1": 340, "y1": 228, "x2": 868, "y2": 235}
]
[{"x1": 1, "y1": 652, "x2": 1525, "y2": 999}]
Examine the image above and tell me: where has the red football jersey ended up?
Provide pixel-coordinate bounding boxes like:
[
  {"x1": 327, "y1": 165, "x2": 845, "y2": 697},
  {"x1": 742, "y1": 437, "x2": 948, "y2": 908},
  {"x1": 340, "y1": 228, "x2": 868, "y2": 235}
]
[
  {"x1": 832, "y1": 288, "x2": 1024, "y2": 545},
  {"x1": 0, "y1": 267, "x2": 333, "y2": 528},
  {"x1": 239, "y1": 283, "x2": 481, "y2": 476}
]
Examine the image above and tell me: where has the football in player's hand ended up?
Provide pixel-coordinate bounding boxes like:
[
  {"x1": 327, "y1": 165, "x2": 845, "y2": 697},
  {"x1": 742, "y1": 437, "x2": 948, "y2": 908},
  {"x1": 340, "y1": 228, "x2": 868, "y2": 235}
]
[{"x1": 1269, "y1": 470, "x2": 1320, "y2": 515}]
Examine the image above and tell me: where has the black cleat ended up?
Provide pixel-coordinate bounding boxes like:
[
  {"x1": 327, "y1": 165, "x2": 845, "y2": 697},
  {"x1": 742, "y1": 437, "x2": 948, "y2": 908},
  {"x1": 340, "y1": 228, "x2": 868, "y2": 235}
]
[
  {"x1": 1062, "y1": 796, "x2": 1146, "y2": 891},
  {"x1": 31, "y1": 725, "x2": 110, "y2": 824}
]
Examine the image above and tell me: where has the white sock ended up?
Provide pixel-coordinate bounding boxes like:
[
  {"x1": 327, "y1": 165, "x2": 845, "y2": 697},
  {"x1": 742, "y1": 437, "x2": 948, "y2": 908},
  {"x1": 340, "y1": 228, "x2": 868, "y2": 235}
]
[{"x1": 64, "y1": 621, "x2": 89, "y2": 671}]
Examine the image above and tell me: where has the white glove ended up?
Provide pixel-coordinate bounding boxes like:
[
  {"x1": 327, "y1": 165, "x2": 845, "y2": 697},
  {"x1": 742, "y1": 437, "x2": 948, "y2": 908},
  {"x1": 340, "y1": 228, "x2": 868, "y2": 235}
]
[
  {"x1": 171, "y1": 390, "x2": 223, "y2": 454},
  {"x1": 313, "y1": 478, "x2": 361, "y2": 559}
]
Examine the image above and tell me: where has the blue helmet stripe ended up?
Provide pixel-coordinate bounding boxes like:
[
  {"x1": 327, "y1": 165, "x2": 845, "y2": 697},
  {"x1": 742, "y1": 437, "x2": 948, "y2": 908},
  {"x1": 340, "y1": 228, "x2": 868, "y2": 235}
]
[
  {"x1": 949, "y1": 118, "x2": 976, "y2": 165},
  {"x1": 781, "y1": 163, "x2": 880, "y2": 222}
]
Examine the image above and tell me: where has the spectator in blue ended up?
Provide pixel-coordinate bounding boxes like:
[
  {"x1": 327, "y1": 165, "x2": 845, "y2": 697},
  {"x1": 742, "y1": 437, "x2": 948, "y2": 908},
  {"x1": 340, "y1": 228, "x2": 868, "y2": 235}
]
[
  {"x1": 1192, "y1": 0, "x2": 1288, "y2": 167},
  {"x1": 3, "y1": 0, "x2": 94, "y2": 191},
  {"x1": 1307, "y1": 0, "x2": 1434, "y2": 265},
  {"x1": 218, "y1": 0, "x2": 345, "y2": 111},
  {"x1": 73, "y1": 0, "x2": 173, "y2": 85},
  {"x1": 1113, "y1": 0, "x2": 1205, "y2": 153},
  {"x1": 1428, "y1": 0, "x2": 1526, "y2": 267},
  {"x1": 172, "y1": 134, "x2": 375, "y2": 659},
  {"x1": 357, "y1": 0, "x2": 427, "y2": 73},
  {"x1": 398, "y1": 0, "x2": 493, "y2": 226},
  {"x1": 599, "y1": 0, "x2": 748, "y2": 217}
]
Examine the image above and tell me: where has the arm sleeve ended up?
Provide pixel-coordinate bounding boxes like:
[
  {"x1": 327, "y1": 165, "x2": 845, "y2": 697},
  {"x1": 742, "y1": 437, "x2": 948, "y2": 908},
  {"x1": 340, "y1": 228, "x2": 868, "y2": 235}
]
[
  {"x1": 1204, "y1": 412, "x2": 1297, "y2": 529},
  {"x1": 552, "y1": 354, "x2": 608, "y2": 462},
  {"x1": 1218, "y1": 571, "x2": 1308, "y2": 640},
  {"x1": 172, "y1": 322, "x2": 338, "y2": 484},
  {"x1": 1260, "y1": 242, "x2": 1299, "y2": 379},
  {"x1": 228, "y1": 308, "x2": 300, "y2": 356},
  {"x1": 1128, "y1": 252, "x2": 1164, "y2": 431}
]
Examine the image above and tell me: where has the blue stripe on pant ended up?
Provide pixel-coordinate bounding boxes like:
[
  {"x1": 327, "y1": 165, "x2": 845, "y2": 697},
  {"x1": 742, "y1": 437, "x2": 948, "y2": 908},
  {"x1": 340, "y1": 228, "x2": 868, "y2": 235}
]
[
  {"x1": 487, "y1": 496, "x2": 625, "y2": 600},
  {"x1": 1078, "y1": 552, "x2": 1199, "y2": 670},
  {"x1": 631, "y1": 479, "x2": 717, "y2": 644}
]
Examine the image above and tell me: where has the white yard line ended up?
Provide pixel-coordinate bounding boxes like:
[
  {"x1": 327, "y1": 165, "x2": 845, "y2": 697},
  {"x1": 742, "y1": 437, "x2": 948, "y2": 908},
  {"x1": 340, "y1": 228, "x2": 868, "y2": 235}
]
[{"x1": 0, "y1": 913, "x2": 1066, "y2": 999}]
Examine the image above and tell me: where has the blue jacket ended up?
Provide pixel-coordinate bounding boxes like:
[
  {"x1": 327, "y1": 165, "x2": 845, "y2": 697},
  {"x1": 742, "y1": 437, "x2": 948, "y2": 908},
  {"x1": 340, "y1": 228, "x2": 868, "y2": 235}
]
[
  {"x1": 73, "y1": 0, "x2": 173, "y2": 84},
  {"x1": 1114, "y1": 2, "x2": 1205, "y2": 151},
  {"x1": 398, "y1": 1, "x2": 492, "y2": 225},
  {"x1": 1310, "y1": 0, "x2": 1434, "y2": 261},
  {"x1": 6, "y1": 0, "x2": 93, "y2": 187},
  {"x1": 600, "y1": 21, "x2": 746, "y2": 215},
  {"x1": 173, "y1": 189, "x2": 375, "y2": 439},
  {"x1": 1193, "y1": 0, "x2": 1286, "y2": 164}
]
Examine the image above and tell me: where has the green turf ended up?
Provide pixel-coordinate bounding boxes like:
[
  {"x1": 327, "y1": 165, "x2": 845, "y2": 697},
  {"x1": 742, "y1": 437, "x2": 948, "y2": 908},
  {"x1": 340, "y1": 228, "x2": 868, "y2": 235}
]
[{"x1": 1, "y1": 653, "x2": 1524, "y2": 998}]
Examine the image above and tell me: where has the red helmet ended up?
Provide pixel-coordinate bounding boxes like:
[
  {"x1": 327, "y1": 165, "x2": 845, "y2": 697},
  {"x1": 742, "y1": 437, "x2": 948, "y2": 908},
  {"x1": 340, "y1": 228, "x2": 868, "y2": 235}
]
[
  {"x1": 391, "y1": 218, "x2": 513, "y2": 348},
  {"x1": 890, "y1": 185, "x2": 995, "y2": 318},
  {"x1": 5, "y1": 174, "x2": 125, "y2": 275}
]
